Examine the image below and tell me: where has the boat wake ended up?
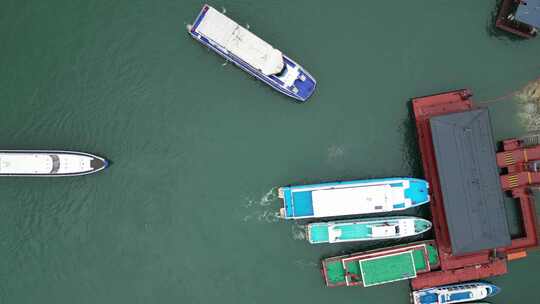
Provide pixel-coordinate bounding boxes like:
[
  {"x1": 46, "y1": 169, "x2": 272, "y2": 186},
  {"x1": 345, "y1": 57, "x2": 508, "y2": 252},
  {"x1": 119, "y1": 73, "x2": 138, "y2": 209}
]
[
  {"x1": 291, "y1": 223, "x2": 306, "y2": 240},
  {"x1": 292, "y1": 259, "x2": 319, "y2": 269},
  {"x1": 244, "y1": 187, "x2": 278, "y2": 207},
  {"x1": 241, "y1": 187, "x2": 280, "y2": 223},
  {"x1": 241, "y1": 210, "x2": 280, "y2": 223},
  {"x1": 327, "y1": 144, "x2": 345, "y2": 160}
]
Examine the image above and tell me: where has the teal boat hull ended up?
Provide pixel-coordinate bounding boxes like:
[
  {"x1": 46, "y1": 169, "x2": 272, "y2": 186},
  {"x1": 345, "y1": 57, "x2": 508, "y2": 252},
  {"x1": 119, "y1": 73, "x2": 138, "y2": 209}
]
[
  {"x1": 279, "y1": 177, "x2": 430, "y2": 219},
  {"x1": 307, "y1": 216, "x2": 432, "y2": 244}
]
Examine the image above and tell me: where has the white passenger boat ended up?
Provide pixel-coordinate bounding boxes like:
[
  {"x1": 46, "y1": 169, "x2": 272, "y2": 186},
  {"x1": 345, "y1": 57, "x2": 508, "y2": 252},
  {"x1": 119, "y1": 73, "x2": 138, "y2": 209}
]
[
  {"x1": 278, "y1": 178, "x2": 430, "y2": 219},
  {"x1": 412, "y1": 282, "x2": 500, "y2": 304},
  {"x1": 0, "y1": 150, "x2": 109, "y2": 177},
  {"x1": 307, "y1": 216, "x2": 432, "y2": 244},
  {"x1": 188, "y1": 5, "x2": 316, "y2": 102}
]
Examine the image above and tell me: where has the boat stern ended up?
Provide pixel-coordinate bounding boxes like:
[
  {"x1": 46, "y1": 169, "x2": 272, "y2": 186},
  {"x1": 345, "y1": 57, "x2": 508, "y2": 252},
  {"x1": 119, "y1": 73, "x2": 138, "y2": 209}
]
[
  {"x1": 307, "y1": 223, "x2": 330, "y2": 244},
  {"x1": 411, "y1": 289, "x2": 437, "y2": 304},
  {"x1": 277, "y1": 185, "x2": 315, "y2": 219},
  {"x1": 410, "y1": 291, "x2": 421, "y2": 304},
  {"x1": 278, "y1": 186, "x2": 294, "y2": 219},
  {"x1": 188, "y1": 4, "x2": 210, "y2": 36}
]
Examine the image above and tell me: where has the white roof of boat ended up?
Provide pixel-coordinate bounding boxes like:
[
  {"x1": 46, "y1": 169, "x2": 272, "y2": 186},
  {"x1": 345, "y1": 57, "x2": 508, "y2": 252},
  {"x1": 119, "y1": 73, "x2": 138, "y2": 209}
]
[
  {"x1": 196, "y1": 6, "x2": 284, "y2": 75},
  {"x1": 0, "y1": 153, "x2": 53, "y2": 174},
  {"x1": 0, "y1": 152, "x2": 94, "y2": 175},
  {"x1": 312, "y1": 185, "x2": 408, "y2": 217}
]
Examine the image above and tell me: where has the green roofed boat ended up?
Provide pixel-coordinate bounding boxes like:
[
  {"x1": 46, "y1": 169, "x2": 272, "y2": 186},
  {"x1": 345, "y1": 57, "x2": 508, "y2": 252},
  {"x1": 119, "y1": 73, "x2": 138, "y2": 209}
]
[
  {"x1": 307, "y1": 216, "x2": 432, "y2": 244},
  {"x1": 322, "y1": 240, "x2": 439, "y2": 288}
]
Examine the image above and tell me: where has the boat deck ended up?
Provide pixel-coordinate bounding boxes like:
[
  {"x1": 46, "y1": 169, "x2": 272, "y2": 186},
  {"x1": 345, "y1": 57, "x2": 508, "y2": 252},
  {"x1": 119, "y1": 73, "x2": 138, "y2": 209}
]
[
  {"x1": 309, "y1": 224, "x2": 330, "y2": 243},
  {"x1": 322, "y1": 241, "x2": 439, "y2": 287},
  {"x1": 309, "y1": 223, "x2": 371, "y2": 243},
  {"x1": 359, "y1": 252, "x2": 417, "y2": 287},
  {"x1": 280, "y1": 178, "x2": 429, "y2": 219}
]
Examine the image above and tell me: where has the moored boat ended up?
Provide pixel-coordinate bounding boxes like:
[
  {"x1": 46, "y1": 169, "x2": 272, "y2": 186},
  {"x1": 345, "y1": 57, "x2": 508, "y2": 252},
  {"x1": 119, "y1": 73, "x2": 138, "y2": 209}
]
[
  {"x1": 411, "y1": 282, "x2": 500, "y2": 304},
  {"x1": 307, "y1": 216, "x2": 432, "y2": 244},
  {"x1": 187, "y1": 5, "x2": 316, "y2": 102},
  {"x1": 322, "y1": 240, "x2": 439, "y2": 288},
  {"x1": 278, "y1": 178, "x2": 430, "y2": 219},
  {"x1": 0, "y1": 150, "x2": 109, "y2": 177}
]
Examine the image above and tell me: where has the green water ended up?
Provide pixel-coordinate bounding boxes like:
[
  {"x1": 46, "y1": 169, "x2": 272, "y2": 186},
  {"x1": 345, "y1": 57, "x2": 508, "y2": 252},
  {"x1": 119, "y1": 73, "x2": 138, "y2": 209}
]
[{"x1": 0, "y1": 1, "x2": 539, "y2": 303}]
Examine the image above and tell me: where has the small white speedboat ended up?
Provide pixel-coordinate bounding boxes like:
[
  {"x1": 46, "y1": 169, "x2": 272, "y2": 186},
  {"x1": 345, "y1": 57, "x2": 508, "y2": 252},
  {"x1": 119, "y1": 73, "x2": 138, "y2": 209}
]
[{"x1": 0, "y1": 150, "x2": 109, "y2": 177}]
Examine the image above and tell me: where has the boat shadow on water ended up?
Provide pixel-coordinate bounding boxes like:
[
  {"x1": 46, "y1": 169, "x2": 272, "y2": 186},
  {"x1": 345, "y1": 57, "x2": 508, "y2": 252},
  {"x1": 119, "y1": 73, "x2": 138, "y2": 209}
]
[{"x1": 402, "y1": 103, "x2": 424, "y2": 178}]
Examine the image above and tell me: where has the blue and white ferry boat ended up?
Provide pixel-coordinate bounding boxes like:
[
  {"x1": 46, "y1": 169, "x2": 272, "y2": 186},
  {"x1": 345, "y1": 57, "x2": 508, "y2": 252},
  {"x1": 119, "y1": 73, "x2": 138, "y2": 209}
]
[
  {"x1": 412, "y1": 282, "x2": 500, "y2": 304},
  {"x1": 278, "y1": 178, "x2": 430, "y2": 219},
  {"x1": 187, "y1": 5, "x2": 316, "y2": 102}
]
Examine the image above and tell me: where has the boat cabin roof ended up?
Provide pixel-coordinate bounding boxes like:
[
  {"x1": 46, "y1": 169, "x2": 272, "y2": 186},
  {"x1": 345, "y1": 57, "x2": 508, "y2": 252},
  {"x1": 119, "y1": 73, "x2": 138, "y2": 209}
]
[
  {"x1": 195, "y1": 6, "x2": 284, "y2": 75},
  {"x1": 371, "y1": 224, "x2": 399, "y2": 237},
  {"x1": 311, "y1": 184, "x2": 408, "y2": 217},
  {"x1": 516, "y1": 0, "x2": 540, "y2": 29},
  {"x1": 0, "y1": 153, "x2": 56, "y2": 174},
  {"x1": 430, "y1": 109, "x2": 511, "y2": 255}
]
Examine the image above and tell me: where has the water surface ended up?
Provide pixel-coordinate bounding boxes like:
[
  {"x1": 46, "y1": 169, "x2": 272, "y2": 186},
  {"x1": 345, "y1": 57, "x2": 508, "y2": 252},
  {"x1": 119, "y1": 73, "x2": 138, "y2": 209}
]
[{"x1": 0, "y1": 1, "x2": 539, "y2": 303}]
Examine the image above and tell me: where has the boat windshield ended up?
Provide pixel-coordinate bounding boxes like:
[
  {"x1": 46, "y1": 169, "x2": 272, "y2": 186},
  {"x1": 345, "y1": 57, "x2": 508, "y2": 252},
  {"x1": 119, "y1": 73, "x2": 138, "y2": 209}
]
[
  {"x1": 275, "y1": 65, "x2": 288, "y2": 78},
  {"x1": 50, "y1": 155, "x2": 60, "y2": 173}
]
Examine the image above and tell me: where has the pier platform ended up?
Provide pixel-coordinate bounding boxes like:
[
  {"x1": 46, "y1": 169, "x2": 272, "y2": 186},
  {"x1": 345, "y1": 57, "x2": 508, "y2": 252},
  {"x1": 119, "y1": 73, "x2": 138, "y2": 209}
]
[{"x1": 410, "y1": 89, "x2": 539, "y2": 290}]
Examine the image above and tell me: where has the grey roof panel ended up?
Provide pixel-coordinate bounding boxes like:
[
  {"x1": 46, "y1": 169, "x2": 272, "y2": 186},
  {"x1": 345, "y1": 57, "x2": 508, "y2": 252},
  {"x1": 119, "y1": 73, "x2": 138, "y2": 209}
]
[
  {"x1": 516, "y1": 0, "x2": 540, "y2": 28},
  {"x1": 430, "y1": 109, "x2": 511, "y2": 255}
]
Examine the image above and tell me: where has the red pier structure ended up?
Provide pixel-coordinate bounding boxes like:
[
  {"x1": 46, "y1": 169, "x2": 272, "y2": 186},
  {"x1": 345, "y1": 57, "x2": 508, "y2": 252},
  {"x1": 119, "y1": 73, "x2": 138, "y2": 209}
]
[
  {"x1": 498, "y1": 138, "x2": 540, "y2": 251},
  {"x1": 410, "y1": 89, "x2": 539, "y2": 290}
]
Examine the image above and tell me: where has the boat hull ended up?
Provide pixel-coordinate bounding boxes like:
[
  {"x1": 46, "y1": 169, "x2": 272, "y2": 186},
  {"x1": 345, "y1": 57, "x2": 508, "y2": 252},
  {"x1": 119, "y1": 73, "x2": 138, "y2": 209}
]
[
  {"x1": 0, "y1": 150, "x2": 109, "y2": 177},
  {"x1": 322, "y1": 240, "x2": 440, "y2": 288},
  {"x1": 307, "y1": 216, "x2": 432, "y2": 244},
  {"x1": 412, "y1": 282, "x2": 500, "y2": 304},
  {"x1": 278, "y1": 177, "x2": 430, "y2": 219},
  {"x1": 188, "y1": 5, "x2": 316, "y2": 102}
]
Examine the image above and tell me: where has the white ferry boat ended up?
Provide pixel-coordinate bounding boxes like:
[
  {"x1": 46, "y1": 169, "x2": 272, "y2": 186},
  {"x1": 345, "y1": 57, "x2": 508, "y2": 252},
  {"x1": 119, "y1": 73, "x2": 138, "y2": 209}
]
[
  {"x1": 188, "y1": 5, "x2": 316, "y2": 102},
  {"x1": 0, "y1": 150, "x2": 109, "y2": 177},
  {"x1": 412, "y1": 282, "x2": 500, "y2": 304},
  {"x1": 278, "y1": 178, "x2": 430, "y2": 219}
]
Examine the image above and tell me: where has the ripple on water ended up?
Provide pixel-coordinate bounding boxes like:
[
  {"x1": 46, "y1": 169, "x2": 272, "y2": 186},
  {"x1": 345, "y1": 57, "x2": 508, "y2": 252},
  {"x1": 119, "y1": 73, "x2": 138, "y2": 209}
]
[
  {"x1": 291, "y1": 223, "x2": 306, "y2": 240},
  {"x1": 4, "y1": 179, "x2": 96, "y2": 278},
  {"x1": 241, "y1": 187, "x2": 281, "y2": 223}
]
